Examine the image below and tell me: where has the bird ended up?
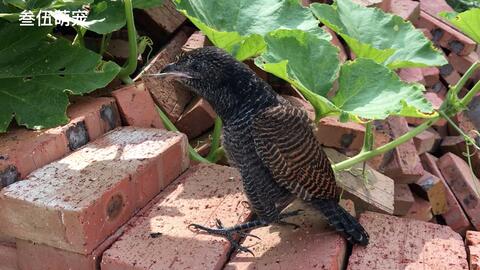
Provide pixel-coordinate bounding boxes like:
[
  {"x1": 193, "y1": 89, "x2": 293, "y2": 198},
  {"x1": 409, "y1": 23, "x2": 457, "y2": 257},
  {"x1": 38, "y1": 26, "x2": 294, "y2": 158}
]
[{"x1": 157, "y1": 47, "x2": 369, "y2": 254}]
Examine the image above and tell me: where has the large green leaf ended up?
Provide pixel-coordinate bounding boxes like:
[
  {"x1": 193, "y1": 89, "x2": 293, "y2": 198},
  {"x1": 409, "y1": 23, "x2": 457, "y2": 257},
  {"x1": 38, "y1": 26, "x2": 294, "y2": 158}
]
[
  {"x1": 311, "y1": 0, "x2": 447, "y2": 69},
  {"x1": 174, "y1": 0, "x2": 330, "y2": 61},
  {"x1": 332, "y1": 59, "x2": 436, "y2": 121},
  {"x1": 440, "y1": 8, "x2": 480, "y2": 44},
  {"x1": 0, "y1": 23, "x2": 121, "y2": 132},
  {"x1": 255, "y1": 30, "x2": 340, "y2": 97}
]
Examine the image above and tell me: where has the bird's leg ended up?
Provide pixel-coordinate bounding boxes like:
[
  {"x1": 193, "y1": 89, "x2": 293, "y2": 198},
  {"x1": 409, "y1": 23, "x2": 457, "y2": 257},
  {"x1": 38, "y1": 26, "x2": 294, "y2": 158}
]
[{"x1": 188, "y1": 210, "x2": 304, "y2": 255}]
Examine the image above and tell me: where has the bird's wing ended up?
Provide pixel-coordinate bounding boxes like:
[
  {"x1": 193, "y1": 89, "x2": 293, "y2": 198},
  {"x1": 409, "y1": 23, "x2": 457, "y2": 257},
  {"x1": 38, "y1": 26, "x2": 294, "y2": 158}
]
[{"x1": 252, "y1": 104, "x2": 337, "y2": 201}]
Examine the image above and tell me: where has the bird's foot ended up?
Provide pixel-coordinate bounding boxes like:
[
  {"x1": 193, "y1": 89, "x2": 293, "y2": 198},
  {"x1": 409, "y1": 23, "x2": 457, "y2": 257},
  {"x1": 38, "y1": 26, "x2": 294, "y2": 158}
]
[{"x1": 189, "y1": 219, "x2": 261, "y2": 255}]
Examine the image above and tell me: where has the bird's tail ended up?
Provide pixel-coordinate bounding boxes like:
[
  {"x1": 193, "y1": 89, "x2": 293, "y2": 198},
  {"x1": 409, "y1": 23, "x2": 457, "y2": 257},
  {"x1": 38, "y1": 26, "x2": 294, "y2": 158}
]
[{"x1": 312, "y1": 199, "x2": 369, "y2": 245}]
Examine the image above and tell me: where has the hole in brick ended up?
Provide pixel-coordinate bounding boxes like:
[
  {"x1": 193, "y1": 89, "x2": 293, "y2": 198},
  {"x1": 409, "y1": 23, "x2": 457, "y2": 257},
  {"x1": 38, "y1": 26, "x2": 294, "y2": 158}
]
[
  {"x1": 100, "y1": 104, "x2": 118, "y2": 131},
  {"x1": 0, "y1": 165, "x2": 20, "y2": 188},
  {"x1": 439, "y1": 64, "x2": 453, "y2": 76},
  {"x1": 340, "y1": 133, "x2": 355, "y2": 148},
  {"x1": 106, "y1": 194, "x2": 124, "y2": 220},
  {"x1": 66, "y1": 121, "x2": 89, "y2": 151},
  {"x1": 448, "y1": 40, "x2": 464, "y2": 55},
  {"x1": 431, "y1": 28, "x2": 443, "y2": 43}
]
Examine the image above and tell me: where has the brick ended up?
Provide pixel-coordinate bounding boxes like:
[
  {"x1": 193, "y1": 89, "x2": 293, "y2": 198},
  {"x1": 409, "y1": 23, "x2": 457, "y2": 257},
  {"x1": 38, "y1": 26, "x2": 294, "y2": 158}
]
[
  {"x1": 389, "y1": 0, "x2": 420, "y2": 22},
  {"x1": 175, "y1": 97, "x2": 216, "y2": 139},
  {"x1": 181, "y1": 31, "x2": 210, "y2": 52},
  {"x1": 406, "y1": 92, "x2": 446, "y2": 127},
  {"x1": 405, "y1": 194, "x2": 433, "y2": 222},
  {"x1": 410, "y1": 172, "x2": 447, "y2": 215},
  {"x1": 0, "y1": 242, "x2": 18, "y2": 270},
  {"x1": 467, "y1": 230, "x2": 480, "y2": 246},
  {"x1": 394, "y1": 184, "x2": 414, "y2": 216},
  {"x1": 347, "y1": 211, "x2": 468, "y2": 270},
  {"x1": 133, "y1": 0, "x2": 186, "y2": 42},
  {"x1": 450, "y1": 109, "x2": 480, "y2": 137},
  {"x1": 323, "y1": 26, "x2": 347, "y2": 63},
  {"x1": 438, "y1": 153, "x2": 480, "y2": 230},
  {"x1": 421, "y1": 67, "x2": 440, "y2": 87},
  {"x1": 101, "y1": 164, "x2": 250, "y2": 270},
  {"x1": 316, "y1": 116, "x2": 365, "y2": 152},
  {"x1": 415, "y1": 11, "x2": 477, "y2": 56},
  {"x1": 325, "y1": 148, "x2": 395, "y2": 214},
  {"x1": 429, "y1": 81, "x2": 447, "y2": 98},
  {"x1": 67, "y1": 97, "x2": 121, "y2": 141},
  {"x1": 0, "y1": 127, "x2": 189, "y2": 254},
  {"x1": 397, "y1": 67, "x2": 426, "y2": 84},
  {"x1": 441, "y1": 64, "x2": 462, "y2": 86},
  {"x1": 225, "y1": 200, "x2": 348, "y2": 270},
  {"x1": 383, "y1": 117, "x2": 424, "y2": 184},
  {"x1": 440, "y1": 136, "x2": 480, "y2": 178},
  {"x1": 448, "y1": 52, "x2": 480, "y2": 80},
  {"x1": 419, "y1": 0, "x2": 454, "y2": 19},
  {"x1": 413, "y1": 128, "x2": 441, "y2": 154},
  {"x1": 470, "y1": 245, "x2": 480, "y2": 270},
  {"x1": 189, "y1": 132, "x2": 212, "y2": 157},
  {"x1": 420, "y1": 153, "x2": 471, "y2": 234},
  {"x1": 138, "y1": 30, "x2": 193, "y2": 122},
  {"x1": 111, "y1": 82, "x2": 164, "y2": 129}
]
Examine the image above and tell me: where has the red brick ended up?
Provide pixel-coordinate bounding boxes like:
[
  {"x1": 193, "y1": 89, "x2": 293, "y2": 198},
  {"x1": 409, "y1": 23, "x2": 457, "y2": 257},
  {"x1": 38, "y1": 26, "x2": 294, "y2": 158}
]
[
  {"x1": 347, "y1": 212, "x2": 468, "y2": 269},
  {"x1": 405, "y1": 194, "x2": 433, "y2": 222},
  {"x1": 406, "y1": 92, "x2": 446, "y2": 127},
  {"x1": 394, "y1": 184, "x2": 414, "y2": 216},
  {"x1": 450, "y1": 110, "x2": 479, "y2": 137},
  {"x1": 111, "y1": 82, "x2": 164, "y2": 129},
  {"x1": 422, "y1": 67, "x2": 440, "y2": 87},
  {"x1": 441, "y1": 136, "x2": 480, "y2": 178},
  {"x1": 0, "y1": 242, "x2": 18, "y2": 270},
  {"x1": 470, "y1": 245, "x2": 480, "y2": 270},
  {"x1": 415, "y1": 11, "x2": 476, "y2": 56},
  {"x1": 438, "y1": 153, "x2": 480, "y2": 230},
  {"x1": 467, "y1": 230, "x2": 480, "y2": 246},
  {"x1": 429, "y1": 81, "x2": 447, "y2": 98},
  {"x1": 389, "y1": 0, "x2": 420, "y2": 22},
  {"x1": 413, "y1": 127, "x2": 440, "y2": 154},
  {"x1": 419, "y1": 0, "x2": 454, "y2": 19},
  {"x1": 175, "y1": 97, "x2": 216, "y2": 139},
  {"x1": 448, "y1": 52, "x2": 480, "y2": 80},
  {"x1": 397, "y1": 68, "x2": 426, "y2": 84},
  {"x1": 441, "y1": 64, "x2": 462, "y2": 86},
  {"x1": 101, "y1": 164, "x2": 250, "y2": 270},
  {"x1": 68, "y1": 96, "x2": 120, "y2": 141},
  {"x1": 181, "y1": 31, "x2": 210, "y2": 52},
  {"x1": 383, "y1": 117, "x2": 424, "y2": 184},
  {"x1": 0, "y1": 127, "x2": 189, "y2": 254},
  {"x1": 420, "y1": 153, "x2": 471, "y2": 234},
  {"x1": 225, "y1": 200, "x2": 348, "y2": 270},
  {"x1": 316, "y1": 116, "x2": 365, "y2": 152},
  {"x1": 139, "y1": 30, "x2": 193, "y2": 122},
  {"x1": 411, "y1": 172, "x2": 447, "y2": 214}
]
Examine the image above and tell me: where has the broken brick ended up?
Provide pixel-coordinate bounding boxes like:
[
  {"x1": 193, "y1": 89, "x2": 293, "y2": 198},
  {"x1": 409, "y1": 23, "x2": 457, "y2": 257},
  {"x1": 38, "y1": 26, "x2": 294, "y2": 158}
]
[
  {"x1": 394, "y1": 184, "x2": 414, "y2": 216},
  {"x1": 389, "y1": 0, "x2": 420, "y2": 22},
  {"x1": 348, "y1": 212, "x2": 468, "y2": 269},
  {"x1": 410, "y1": 172, "x2": 447, "y2": 215},
  {"x1": 175, "y1": 97, "x2": 216, "y2": 139},
  {"x1": 101, "y1": 164, "x2": 250, "y2": 270},
  {"x1": 415, "y1": 11, "x2": 476, "y2": 56},
  {"x1": 383, "y1": 117, "x2": 424, "y2": 184},
  {"x1": 139, "y1": 30, "x2": 193, "y2": 122},
  {"x1": 0, "y1": 127, "x2": 189, "y2": 254},
  {"x1": 111, "y1": 82, "x2": 164, "y2": 129},
  {"x1": 420, "y1": 153, "x2": 471, "y2": 234},
  {"x1": 405, "y1": 194, "x2": 433, "y2": 222},
  {"x1": 438, "y1": 153, "x2": 480, "y2": 230}
]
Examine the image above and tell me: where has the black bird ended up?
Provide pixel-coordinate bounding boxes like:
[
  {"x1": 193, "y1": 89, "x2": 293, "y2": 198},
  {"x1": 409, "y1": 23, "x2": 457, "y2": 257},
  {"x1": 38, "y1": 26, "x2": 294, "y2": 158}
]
[{"x1": 158, "y1": 47, "x2": 369, "y2": 253}]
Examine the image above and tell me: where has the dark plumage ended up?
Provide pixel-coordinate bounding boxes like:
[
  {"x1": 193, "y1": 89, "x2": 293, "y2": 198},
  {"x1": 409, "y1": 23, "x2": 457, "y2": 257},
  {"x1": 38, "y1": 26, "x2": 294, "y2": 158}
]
[{"x1": 159, "y1": 47, "x2": 369, "y2": 250}]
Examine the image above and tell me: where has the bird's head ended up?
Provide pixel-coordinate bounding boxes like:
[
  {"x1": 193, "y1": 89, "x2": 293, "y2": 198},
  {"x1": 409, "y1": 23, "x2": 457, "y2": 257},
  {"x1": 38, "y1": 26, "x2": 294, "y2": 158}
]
[{"x1": 154, "y1": 47, "x2": 277, "y2": 121}]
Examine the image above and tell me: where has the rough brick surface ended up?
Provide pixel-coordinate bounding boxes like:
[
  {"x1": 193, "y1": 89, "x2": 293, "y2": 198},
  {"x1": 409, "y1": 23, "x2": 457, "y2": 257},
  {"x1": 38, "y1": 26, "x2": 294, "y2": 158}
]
[
  {"x1": 347, "y1": 212, "x2": 468, "y2": 270},
  {"x1": 394, "y1": 184, "x2": 414, "y2": 216},
  {"x1": 413, "y1": 128, "x2": 440, "y2": 154},
  {"x1": 316, "y1": 116, "x2": 365, "y2": 152},
  {"x1": 405, "y1": 194, "x2": 433, "y2": 222},
  {"x1": 448, "y1": 52, "x2": 480, "y2": 80},
  {"x1": 440, "y1": 136, "x2": 480, "y2": 176},
  {"x1": 101, "y1": 164, "x2": 250, "y2": 270},
  {"x1": 225, "y1": 200, "x2": 348, "y2": 270},
  {"x1": 326, "y1": 148, "x2": 394, "y2": 214},
  {"x1": 419, "y1": 0, "x2": 453, "y2": 19},
  {"x1": 422, "y1": 67, "x2": 440, "y2": 87},
  {"x1": 389, "y1": 0, "x2": 420, "y2": 21},
  {"x1": 181, "y1": 31, "x2": 210, "y2": 52},
  {"x1": 397, "y1": 68, "x2": 426, "y2": 84},
  {"x1": 176, "y1": 97, "x2": 216, "y2": 139},
  {"x1": 470, "y1": 245, "x2": 480, "y2": 270},
  {"x1": 411, "y1": 172, "x2": 447, "y2": 215},
  {"x1": 415, "y1": 11, "x2": 476, "y2": 56},
  {"x1": 0, "y1": 127, "x2": 189, "y2": 254},
  {"x1": 467, "y1": 231, "x2": 480, "y2": 246},
  {"x1": 438, "y1": 153, "x2": 480, "y2": 230},
  {"x1": 0, "y1": 242, "x2": 17, "y2": 270},
  {"x1": 420, "y1": 153, "x2": 471, "y2": 234},
  {"x1": 112, "y1": 82, "x2": 164, "y2": 129},
  {"x1": 139, "y1": 30, "x2": 192, "y2": 122},
  {"x1": 384, "y1": 117, "x2": 424, "y2": 184}
]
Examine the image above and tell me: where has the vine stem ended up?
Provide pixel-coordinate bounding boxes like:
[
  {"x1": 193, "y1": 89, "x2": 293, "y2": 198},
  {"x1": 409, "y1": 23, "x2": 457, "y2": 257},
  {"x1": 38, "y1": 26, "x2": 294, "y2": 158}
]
[
  {"x1": 155, "y1": 106, "x2": 212, "y2": 163},
  {"x1": 118, "y1": 0, "x2": 138, "y2": 83}
]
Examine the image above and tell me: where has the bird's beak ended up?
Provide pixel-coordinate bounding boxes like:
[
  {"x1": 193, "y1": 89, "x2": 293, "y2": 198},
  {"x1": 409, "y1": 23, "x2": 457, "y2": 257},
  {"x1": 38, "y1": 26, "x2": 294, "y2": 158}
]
[{"x1": 144, "y1": 63, "x2": 192, "y2": 79}]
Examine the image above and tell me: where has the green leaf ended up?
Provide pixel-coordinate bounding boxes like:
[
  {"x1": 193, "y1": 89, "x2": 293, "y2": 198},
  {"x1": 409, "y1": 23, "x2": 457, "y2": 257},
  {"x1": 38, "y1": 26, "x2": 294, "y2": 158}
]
[
  {"x1": 0, "y1": 23, "x2": 121, "y2": 132},
  {"x1": 133, "y1": 0, "x2": 164, "y2": 9},
  {"x1": 440, "y1": 9, "x2": 480, "y2": 44},
  {"x1": 174, "y1": 0, "x2": 329, "y2": 61},
  {"x1": 311, "y1": 0, "x2": 447, "y2": 69},
  {"x1": 255, "y1": 29, "x2": 340, "y2": 97},
  {"x1": 332, "y1": 58, "x2": 436, "y2": 121}
]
